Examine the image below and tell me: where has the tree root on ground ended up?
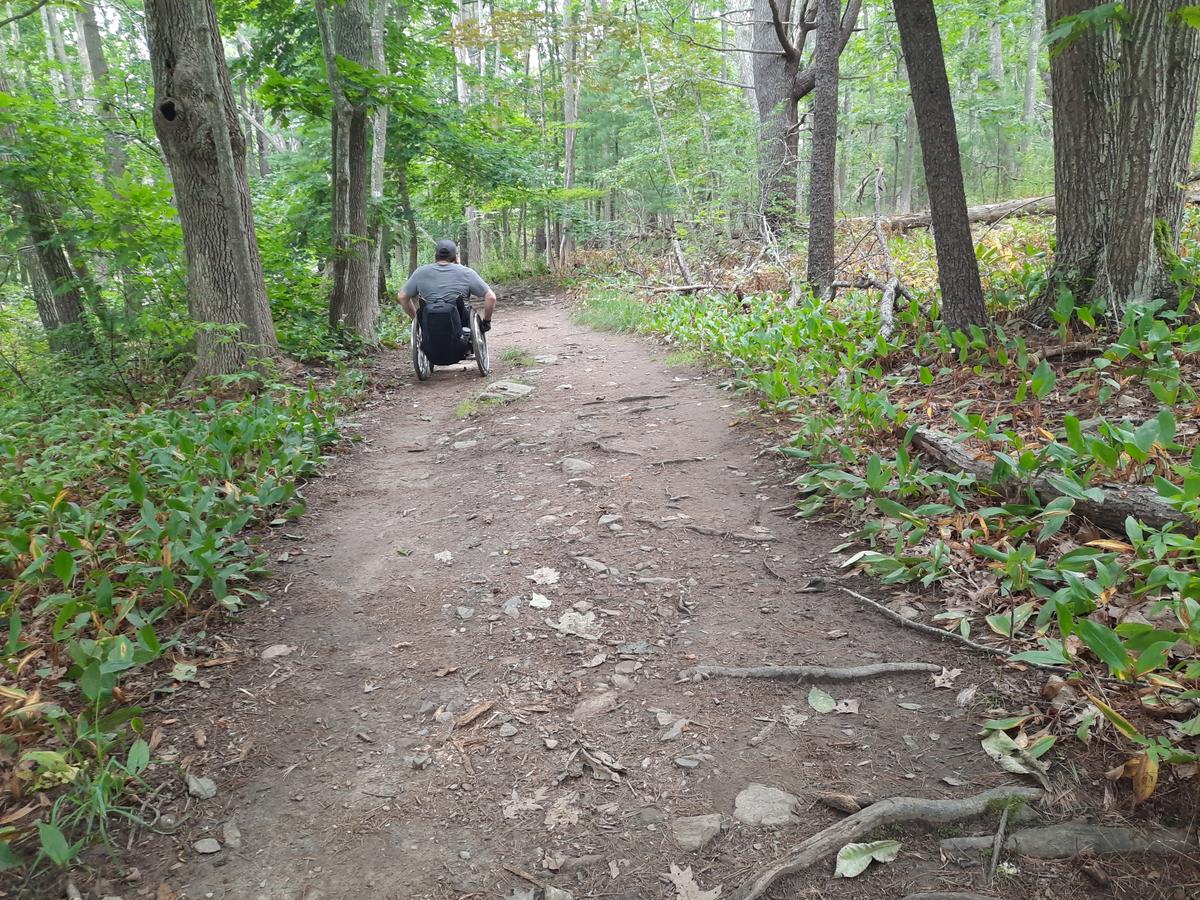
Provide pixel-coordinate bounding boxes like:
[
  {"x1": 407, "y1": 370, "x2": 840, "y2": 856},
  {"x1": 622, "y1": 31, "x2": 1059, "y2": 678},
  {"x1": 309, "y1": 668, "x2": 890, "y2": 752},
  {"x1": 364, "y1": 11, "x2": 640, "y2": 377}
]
[
  {"x1": 940, "y1": 822, "x2": 1196, "y2": 863},
  {"x1": 900, "y1": 894, "x2": 997, "y2": 900},
  {"x1": 733, "y1": 786, "x2": 1042, "y2": 900},
  {"x1": 677, "y1": 661, "x2": 941, "y2": 683}
]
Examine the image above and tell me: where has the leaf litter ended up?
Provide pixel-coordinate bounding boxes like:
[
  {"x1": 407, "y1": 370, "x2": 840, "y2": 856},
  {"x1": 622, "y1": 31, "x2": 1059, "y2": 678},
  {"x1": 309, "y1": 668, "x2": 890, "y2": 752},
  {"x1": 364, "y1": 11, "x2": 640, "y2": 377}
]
[{"x1": 666, "y1": 863, "x2": 722, "y2": 900}]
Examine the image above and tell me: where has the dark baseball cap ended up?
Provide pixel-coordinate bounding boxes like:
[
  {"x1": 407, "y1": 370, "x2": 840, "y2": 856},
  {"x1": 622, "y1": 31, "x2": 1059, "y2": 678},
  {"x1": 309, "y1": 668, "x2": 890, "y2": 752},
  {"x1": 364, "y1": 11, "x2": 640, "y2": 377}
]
[{"x1": 434, "y1": 239, "x2": 457, "y2": 261}]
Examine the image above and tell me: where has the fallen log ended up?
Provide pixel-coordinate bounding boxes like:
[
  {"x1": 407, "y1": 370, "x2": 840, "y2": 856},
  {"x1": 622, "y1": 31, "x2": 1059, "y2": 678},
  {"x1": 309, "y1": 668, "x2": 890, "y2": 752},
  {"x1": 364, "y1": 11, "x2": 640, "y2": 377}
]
[
  {"x1": 940, "y1": 822, "x2": 1195, "y2": 862},
  {"x1": 847, "y1": 190, "x2": 1200, "y2": 232},
  {"x1": 733, "y1": 786, "x2": 1043, "y2": 900},
  {"x1": 911, "y1": 428, "x2": 1195, "y2": 535},
  {"x1": 648, "y1": 283, "x2": 713, "y2": 294}
]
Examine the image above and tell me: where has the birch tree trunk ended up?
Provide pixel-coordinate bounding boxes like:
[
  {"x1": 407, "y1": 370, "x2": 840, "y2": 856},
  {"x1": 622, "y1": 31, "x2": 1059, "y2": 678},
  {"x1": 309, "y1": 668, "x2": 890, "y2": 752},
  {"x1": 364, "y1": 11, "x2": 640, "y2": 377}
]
[
  {"x1": 892, "y1": 0, "x2": 986, "y2": 330},
  {"x1": 145, "y1": 0, "x2": 278, "y2": 379},
  {"x1": 806, "y1": 0, "x2": 838, "y2": 297},
  {"x1": 988, "y1": 20, "x2": 1010, "y2": 197},
  {"x1": 898, "y1": 100, "x2": 917, "y2": 214}
]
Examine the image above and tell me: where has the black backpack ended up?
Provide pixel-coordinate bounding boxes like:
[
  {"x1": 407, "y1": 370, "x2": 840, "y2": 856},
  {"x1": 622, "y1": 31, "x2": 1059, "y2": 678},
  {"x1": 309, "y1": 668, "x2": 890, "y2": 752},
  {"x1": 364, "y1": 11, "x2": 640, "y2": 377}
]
[{"x1": 420, "y1": 299, "x2": 466, "y2": 365}]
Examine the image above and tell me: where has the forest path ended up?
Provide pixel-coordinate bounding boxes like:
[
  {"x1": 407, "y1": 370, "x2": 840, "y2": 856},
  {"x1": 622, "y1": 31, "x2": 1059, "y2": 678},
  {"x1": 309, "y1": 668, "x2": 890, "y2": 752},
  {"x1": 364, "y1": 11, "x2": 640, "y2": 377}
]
[{"x1": 146, "y1": 286, "x2": 1032, "y2": 900}]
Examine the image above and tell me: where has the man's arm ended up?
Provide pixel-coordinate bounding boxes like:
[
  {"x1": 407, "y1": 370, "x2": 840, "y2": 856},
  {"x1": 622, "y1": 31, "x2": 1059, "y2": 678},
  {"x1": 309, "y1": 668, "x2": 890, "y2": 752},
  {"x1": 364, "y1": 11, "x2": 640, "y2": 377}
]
[
  {"x1": 398, "y1": 272, "x2": 420, "y2": 318},
  {"x1": 481, "y1": 287, "x2": 497, "y2": 321},
  {"x1": 467, "y1": 269, "x2": 497, "y2": 321}
]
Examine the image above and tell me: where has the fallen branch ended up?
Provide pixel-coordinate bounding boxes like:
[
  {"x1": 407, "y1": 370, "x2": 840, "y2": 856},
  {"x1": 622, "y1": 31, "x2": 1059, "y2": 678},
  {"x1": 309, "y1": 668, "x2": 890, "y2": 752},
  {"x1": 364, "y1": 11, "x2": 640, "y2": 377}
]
[
  {"x1": 677, "y1": 661, "x2": 941, "y2": 682},
  {"x1": 911, "y1": 428, "x2": 1195, "y2": 535},
  {"x1": 940, "y1": 822, "x2": 1195, "y2": 862},
  {"x1": 837, "y1": 585, "x2": 1006, "y2": 657},
  {"x1": 648, "y1": 283, "x2": 714, "y2": 294},
  {"x1": 733, "y1": 786, "x2": 1043, "y2": 900},
  {"x1": 901, "y1": 894, "x2": 998, "y2": 900}
]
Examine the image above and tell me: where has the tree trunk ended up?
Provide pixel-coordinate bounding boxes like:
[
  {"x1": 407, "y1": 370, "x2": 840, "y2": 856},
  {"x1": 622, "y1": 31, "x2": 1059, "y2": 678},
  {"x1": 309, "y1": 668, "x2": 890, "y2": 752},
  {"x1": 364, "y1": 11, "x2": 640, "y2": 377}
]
[
  {"x1": 1020, "y1": 0, "x2": 1044, "y2": 163},
  {"x1": 454, "y1": 0, "x2": 484, "y2": 270},
  {"x1": 988, "y1": 21, "x2": 1011, "y2": 197},
  {"x1": 316, "y1": 0, "x2": 379, "y2": 342},
  {"x1": 892, "y1": 0, "x2": 986, "y2": 330},
  {"x1": 398, "y1": 165, "x2": 419, "y2": 275},
  {"x1": 1097, "y1": 0, "x2": 1168, "y2": 313},
  {"x1": 1154, "y1": 2, "x2": 1200, "y2": 245},
  {"x1": 368, "y1": 0, "x2": 388, "y2": 303},
  {"x1": 41, "y1": 6, "x2": 76, "y2": 102},
  {"x1": 145, "y1": 0, "x2": 278, "y2": 380},
  {"x1": 752, "y1": 0, "x2": 801, "y2": 226},
  {"x1": 1043, "y1": 0, "x2": 1118, "y2": 296},
  {"x1": 806, "y1": 0, "x2": 838, "y2": 297},
  {"x1": 561, "y1": 0, "x2": 579, "y2": 262},
  {"x1": 74, "y1": 2, "x2": 126, "y2": 179},
  {"x1": 898, "y1": 100, "x2": 917, "y2": 214}
]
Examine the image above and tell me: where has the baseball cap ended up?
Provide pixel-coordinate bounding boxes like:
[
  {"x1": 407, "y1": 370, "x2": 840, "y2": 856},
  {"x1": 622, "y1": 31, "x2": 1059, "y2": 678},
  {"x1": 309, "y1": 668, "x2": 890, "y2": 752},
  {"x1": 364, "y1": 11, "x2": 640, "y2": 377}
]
[{"x1": 434, "y1": 239, "x2": 457, "y2": 261}]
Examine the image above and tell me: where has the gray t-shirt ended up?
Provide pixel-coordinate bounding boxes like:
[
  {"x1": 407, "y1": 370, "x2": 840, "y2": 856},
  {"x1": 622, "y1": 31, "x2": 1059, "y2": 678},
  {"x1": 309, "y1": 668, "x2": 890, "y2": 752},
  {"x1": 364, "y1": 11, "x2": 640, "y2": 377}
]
[{"x1": 403, "y1": 262, "x2": 490, "y2": 306}]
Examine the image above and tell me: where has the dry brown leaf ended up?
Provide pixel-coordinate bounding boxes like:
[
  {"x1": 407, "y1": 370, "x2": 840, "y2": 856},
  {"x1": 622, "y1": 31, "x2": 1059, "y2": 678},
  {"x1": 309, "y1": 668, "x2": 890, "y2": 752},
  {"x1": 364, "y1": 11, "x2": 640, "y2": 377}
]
[
  {"x1": 1086, "y1": 539, "x2": 1135, "y2": 553},
  {"x1": 1133, "y1": 751, "x2": 1159, "y2": 804},
  {"x1": 0, "y1": 803, "x2": 37, "y2": 826},
  {"x1": 433, "y1": 666, "x2": 458, "y2": 678},
  {"x1": 193, "y1": 728, "x2": 207, "y2": 749},
  {"x1": 666, "y1": 863, "x2": 723, "y2": 900}
]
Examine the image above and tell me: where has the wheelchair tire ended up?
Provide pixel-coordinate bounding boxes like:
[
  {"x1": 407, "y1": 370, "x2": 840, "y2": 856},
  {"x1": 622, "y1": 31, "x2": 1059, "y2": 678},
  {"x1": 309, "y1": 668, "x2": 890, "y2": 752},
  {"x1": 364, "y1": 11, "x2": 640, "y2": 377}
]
[
  {"x1": 471, "y1": 312, "x2": 490, "y2": 377},
  {"x1": 412, "y1": 318, "x2": 432, "y2": 381}
]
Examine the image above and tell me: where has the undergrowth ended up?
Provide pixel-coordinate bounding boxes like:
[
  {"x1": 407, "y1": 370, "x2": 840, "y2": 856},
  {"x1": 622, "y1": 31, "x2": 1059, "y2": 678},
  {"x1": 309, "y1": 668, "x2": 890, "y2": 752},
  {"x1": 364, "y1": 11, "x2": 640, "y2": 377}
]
[
  {"x1": 576, "y1": 278, "x2": 1200, "y2": 786},
  {"x1": 0, "y1": 375, "x2": 357, "y2": 875}
]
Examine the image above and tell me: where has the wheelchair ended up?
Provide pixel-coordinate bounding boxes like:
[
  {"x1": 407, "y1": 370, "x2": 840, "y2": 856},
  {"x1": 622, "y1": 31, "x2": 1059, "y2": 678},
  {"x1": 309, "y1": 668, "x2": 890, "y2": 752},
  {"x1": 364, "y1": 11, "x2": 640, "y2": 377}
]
[{"x1": 411, "y1": 296, "x2": 490, "y2": 381}]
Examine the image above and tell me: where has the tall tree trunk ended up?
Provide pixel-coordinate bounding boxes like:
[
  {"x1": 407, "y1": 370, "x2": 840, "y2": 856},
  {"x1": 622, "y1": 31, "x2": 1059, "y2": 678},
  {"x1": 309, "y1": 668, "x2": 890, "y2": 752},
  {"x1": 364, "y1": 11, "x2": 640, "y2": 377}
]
[
  {"x1": 752, "y1": 0, "x2": 801, "y2": 226},
  {"x1": 1020, "y1": 0, "x2": 1044, "y2": 166},
  {"x1": 1097, "y1": 0, "x2": 1169, "y2": 312},
  {"x1": 41, "y1": 6, "x2": 76, "y2": 102},
  {"x1": 898, "y1": 100, "x2": 917, "y2": 214},
  {"x1": 1155, "y1": 2, "x2": 1200, "y2": 246},
  {"x1": 145, "y1": 0, "x2": 278, "y2": 379},
  {"x1": 398, "y1": 165, "x2": 419, "y2": 275},
  {"x1": 835, "y1": 82, "x2": 850, "y2": 207},
  {"x1": 74, "y1": 2, "x2": 126, "y2": 179},
  {"x1": 892, "y1": 0, "x2": 986, "y2": 330},
  {"x1": 368, "y1": 0, "x2": 388, "y2": 302},
  {"x1": 806, "y1": 0, "x2": 838, "y2": 297},
  {"x1": 988, "y1": 21, "x2": 1010, "y2": 197},
  {"x1": 454, "y1": 0, "x2": 483, "y2": 269},
  {"x1": 316, "y1": 0, "x2": 379, "y2": 342},
  {"x1": 561, "y1": 0, "x2": 579, "y2": 262},
  {"x1": 1043, "y1": 0, "x2": 1118, "y2": 296}
]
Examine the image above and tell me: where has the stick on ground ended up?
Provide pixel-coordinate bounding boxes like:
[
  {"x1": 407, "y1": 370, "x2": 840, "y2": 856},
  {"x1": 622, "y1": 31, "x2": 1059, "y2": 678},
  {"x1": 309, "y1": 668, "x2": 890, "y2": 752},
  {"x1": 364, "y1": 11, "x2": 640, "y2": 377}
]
[
  {"x1": 677, "y1": 661, "x2": 941, "y2": 682},
  {"x1": 733, "y1": 786, "x2": 1043, "y2": 900}
]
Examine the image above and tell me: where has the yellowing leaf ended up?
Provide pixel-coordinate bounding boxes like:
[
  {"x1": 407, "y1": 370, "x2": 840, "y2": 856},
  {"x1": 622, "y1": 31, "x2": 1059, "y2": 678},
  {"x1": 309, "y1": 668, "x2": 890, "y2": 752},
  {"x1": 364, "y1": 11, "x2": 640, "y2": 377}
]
[
  {"x1": 1085, "y1": 539, "x2": 1135, "y2": 553},
  {"x1": 1087, "y1": 694, "x2": 1144, "y2": 743},
  {"x1": 1037, "y1": 427, "x2": 1056, "y2": 442},
  {"x1": 1133, "y1": 751, "x2": 1158, "y2": 804}
]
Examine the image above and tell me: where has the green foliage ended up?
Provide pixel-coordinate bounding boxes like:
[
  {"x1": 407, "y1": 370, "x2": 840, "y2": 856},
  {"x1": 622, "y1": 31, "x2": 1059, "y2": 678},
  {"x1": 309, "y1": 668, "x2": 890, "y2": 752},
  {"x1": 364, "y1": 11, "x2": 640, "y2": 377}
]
[{"x1": 0, "y1": 377, "x2": 353, "y2": 870}]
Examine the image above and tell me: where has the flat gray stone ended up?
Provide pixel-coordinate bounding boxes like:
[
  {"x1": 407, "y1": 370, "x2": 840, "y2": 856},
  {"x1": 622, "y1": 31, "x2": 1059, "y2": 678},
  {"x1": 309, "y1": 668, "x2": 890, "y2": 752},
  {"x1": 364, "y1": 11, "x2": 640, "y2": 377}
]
[
  {"x1": 733, "y1": 783, "x2": 799, "y2": 827},
  {"x1": 456, "y1": 606, "x2": 475, "y2": 620},
  {"x1": 193, "y1": 838, "x2": 222, "y2": 855},
  {"x1": 560, "y1": 457, "x2": 594, "y2": 476},
  {"x1": 498, "y1": 723, "x2": 519, "y2": 738},
  {"x1": 481, "y1": 380, "x2": 534, "y2": 400},
  {"x1": 672, "y1": 814, "x2": 722, "y2": 851},
  {"x1": 502, "y1": 596, "x2": 521, "y2": 619},
  {"x1": 222, "y1": 820, "x2": 242, "y2": 850},
  {"x1": 186, "y1": 774, "x2": 217, "y2": 800},
  {"x1": 570, "y1": 691, "x2": 616, "y2": 720}
]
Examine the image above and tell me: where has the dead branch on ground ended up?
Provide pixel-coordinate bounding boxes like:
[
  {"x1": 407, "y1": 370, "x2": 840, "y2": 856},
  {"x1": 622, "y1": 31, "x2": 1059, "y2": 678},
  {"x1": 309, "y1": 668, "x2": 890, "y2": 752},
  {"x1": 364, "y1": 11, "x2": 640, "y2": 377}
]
[
  {"x1": 940, "y1": 822, "x2": 1196, "y2": 862},
  {"x1": 677, "y1": 661, "x2": 941, "y2": 682}
]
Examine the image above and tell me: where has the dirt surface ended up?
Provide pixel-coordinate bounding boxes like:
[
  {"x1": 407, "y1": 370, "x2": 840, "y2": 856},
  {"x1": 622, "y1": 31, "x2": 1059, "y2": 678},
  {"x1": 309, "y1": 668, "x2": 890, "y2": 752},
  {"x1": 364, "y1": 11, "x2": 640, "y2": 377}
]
[{"x1": 119, "y1": 287, "x2": 1194, "y2": 900}]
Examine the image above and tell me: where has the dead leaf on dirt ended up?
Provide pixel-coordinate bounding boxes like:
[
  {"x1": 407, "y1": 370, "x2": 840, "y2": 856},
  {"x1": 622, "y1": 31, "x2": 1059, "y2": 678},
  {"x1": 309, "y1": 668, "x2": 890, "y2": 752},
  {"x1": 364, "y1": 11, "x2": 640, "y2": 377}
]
[
  {"x1": 581, "y1": 653, "x2": 607, "y2": 668},
  {"x1": 502, "y1": 786, "x2": 549, "y2": 819},
  {"x1": 932, "y1": 667, "x2": 963, "y2": 688},
  {"x1": 529, "y1": 566, "x2": 560, "y2": 585},
  {"x1": 0, "y1": 803, "x2": 37, "y2": 826},
  {"x1": 956, "y1": 684, "x2": 979, "y2": 707},
  {"x1": 433, "y1": 666, "x2": 459, "y2": 678},
  {"x1": 434, "y1": 550, "x2": 454, "y2": 564},
  {"x1": 666, "y1": 863, "x2": 722, "y2": 900},
  {"x1": 579, "y1": 745, "x2": 626, "y2": 781},
  {"x1": 193, "y1": 728, "x2": 207, "y2": 749},
  {"x1": 781, "y1": 705, "x2": 809, "y2": 732},
  {"x1": 833, "y1": 699, "x2": 860, "y2": 715},
  {"x1": 260, "y1": 644, "x2": 294, "y2": 661},
  {"x1": 529, "y1": 593, "x2": 552, "y2": 609},
  {"x1": 156, "y1": 884, "x2": 179, "y2": 900},
  {"x1": 545, "y1": 610, "x2": 603, "y2": 640},
  {"x1": 544, "y1": 791, "x2": 583, "y2": 829}
]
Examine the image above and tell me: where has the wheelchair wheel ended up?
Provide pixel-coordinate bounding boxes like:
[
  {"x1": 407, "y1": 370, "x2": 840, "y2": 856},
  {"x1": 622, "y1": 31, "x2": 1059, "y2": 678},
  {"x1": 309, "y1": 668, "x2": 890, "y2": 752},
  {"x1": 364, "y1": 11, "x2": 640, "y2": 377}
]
[
  {"x1": 412, "y1": 318, "x2": 431, "y2": 381},
  {"x1": 470, "y1": 312, "x2": 490, "y2": 377}
]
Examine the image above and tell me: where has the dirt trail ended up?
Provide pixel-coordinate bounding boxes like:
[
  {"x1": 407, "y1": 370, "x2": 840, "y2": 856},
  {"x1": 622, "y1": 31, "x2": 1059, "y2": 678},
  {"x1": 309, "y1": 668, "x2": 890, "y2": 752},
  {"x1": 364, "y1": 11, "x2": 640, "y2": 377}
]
[{"x1": 138, "y1": 288, "x2": 1093, "y2": 900}]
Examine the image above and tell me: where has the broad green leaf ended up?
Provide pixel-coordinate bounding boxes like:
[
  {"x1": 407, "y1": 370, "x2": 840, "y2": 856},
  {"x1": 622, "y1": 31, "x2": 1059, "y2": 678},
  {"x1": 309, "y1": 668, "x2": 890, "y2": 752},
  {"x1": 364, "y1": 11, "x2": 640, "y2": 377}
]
[
  {"x1": 834, "y1": 840, "x2": 901, "y2": 878},
  {"x1": 126, "y1": 738, "x2": 150, "y2": 775},
  {"x1": 0, "y1": 840, "x2": 19, "y2": 871},
  {"x1": 808, "y1": 687, "x2": 835, "y2": 714},
  {"x1": 1076, "y1": 619, "x2": 1131, "y2": 675},
  {"x1": 1030, "y1": 359, "x2": 1056, "y2": 399},
  {"x1": 52, "y1": 551, "x2": 75, "y2": 585},
  {"x1": 37, "y1": 822, "x2": 74, "y2": 867}
]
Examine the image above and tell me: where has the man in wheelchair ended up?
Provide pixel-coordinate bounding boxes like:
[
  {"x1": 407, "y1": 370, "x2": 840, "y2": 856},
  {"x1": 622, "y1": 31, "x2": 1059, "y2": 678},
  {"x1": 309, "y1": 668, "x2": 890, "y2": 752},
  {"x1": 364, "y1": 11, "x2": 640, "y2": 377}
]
[{"x1": 398, "y1": 240, "x2": 497, "y2": 379}]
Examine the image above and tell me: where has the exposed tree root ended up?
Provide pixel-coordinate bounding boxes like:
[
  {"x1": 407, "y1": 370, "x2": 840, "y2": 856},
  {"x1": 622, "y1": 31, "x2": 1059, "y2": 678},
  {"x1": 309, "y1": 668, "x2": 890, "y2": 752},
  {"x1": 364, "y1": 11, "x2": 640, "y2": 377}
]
[
  {"x1": 836, "y1": 584, "x2": 1007, "y2": 658},
  {"x1": 900, "y1": 894, "x2": 997, "y2": 900},
  {"x1": 677, "y1": 661, "x2": 941, "y2": 683},
  {"x1": 940, "y1": 822, "x2": 1196, "y2": 862},
  {"x1": 733, "y1": 786, "x2": 1043, "y2": 900}
]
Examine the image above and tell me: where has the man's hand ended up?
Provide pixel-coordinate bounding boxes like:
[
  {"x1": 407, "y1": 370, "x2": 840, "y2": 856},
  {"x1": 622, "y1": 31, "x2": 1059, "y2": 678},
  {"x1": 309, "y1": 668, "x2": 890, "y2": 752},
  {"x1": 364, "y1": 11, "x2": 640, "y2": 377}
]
[{"x1": 480, "y1": 318, "x2": 492, "y2": 333}]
